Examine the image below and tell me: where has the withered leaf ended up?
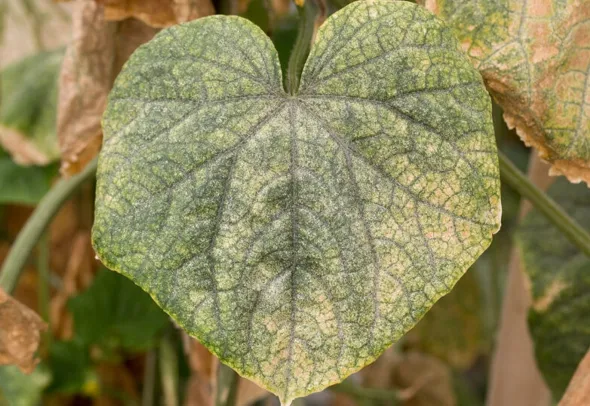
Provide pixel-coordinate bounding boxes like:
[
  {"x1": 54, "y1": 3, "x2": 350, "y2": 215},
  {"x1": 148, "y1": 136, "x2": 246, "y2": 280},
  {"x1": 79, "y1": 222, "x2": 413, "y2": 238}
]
[
  {"x1": 0, "y1": 288, "x2": 47, "y2": 374},
  {"x1": 58, "y1": 1, "x2": 161, "y2": 176},
  {"x1": 57, "y1": 0, "x2": 116, "y2": 176},
  {"x1": 96, "y1": 0, "x2": 214, "y2": 28},
  {"x1": 422, "y1": 0, "x2": 590, "y2": 184}
]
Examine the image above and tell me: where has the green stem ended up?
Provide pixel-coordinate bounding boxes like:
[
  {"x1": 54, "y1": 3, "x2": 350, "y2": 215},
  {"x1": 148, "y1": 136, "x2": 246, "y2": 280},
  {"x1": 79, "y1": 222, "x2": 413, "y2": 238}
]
[
  {"x1": 159, "y1": 334, "x2": 179, "y2": 406},
  {"x1": 216, "y1": 363, "x2": 239, "y2": 406},
  {"x1": 330, "y1": 380, "x2": 398, "y2": 403},
  {"x1": 498, "y1": 151, "x2": 590, "y2": 257},
  {"x1": 37, "y1": 232, "x2": 50, "y2": 323},
  {"x1": 0, "y1": 158, "x2": 98, "y2": 293},
  {"x1": 286, "y1": 0, "x2": 319, "y2": 95}
]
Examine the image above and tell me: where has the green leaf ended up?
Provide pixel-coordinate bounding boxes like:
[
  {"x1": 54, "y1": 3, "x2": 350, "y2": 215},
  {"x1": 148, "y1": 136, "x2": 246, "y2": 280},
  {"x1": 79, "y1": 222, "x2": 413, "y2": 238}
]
[
  {"x1": 0, "y1": 365, "x2": 50, "y2": 406},
  {"x1": 46, "y1": 340, "x2": 95, "y2": 394},
  {"x1": 68, "y1": 269, "x2": 169, "y2": 352},
  {"x1": 93, "y1": 1, "x2": 501, "y2": 403},
  {"x1": 421, "y1": 0, "x2": 590, "y2": 184},
  {"x1": 0, "y1": 49, "x2": 62, "y2": 165},
  {"x1": 0, "y1": 149, "x2": 57, "y2": 205},
  {"x1": 516, "y1": 178, "x2": 590, "y2": 399}
]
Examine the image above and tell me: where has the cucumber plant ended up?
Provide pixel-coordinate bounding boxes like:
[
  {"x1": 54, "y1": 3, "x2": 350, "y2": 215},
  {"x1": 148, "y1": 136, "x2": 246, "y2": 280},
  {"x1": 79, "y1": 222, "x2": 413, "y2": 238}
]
[{"x1": 92, "y1": 1, "x2": 501, "y2": 403}]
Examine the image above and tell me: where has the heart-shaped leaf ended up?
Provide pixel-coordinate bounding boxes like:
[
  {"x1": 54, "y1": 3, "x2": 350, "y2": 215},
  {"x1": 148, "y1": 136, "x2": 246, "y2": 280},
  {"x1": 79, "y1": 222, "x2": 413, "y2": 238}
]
[{"x1": 93, "y1": 1, "x2": 501, "y2": 403}]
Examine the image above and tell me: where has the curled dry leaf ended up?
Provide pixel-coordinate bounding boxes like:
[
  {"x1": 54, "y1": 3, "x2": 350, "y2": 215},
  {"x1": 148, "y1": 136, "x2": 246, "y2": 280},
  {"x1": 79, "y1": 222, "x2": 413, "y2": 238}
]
[
  {"x1": 559, "y1": 348, "x2": 590, "y2": 406},
  {"x1": 0, "y1": 288, "x2": 47, "y2": 374},
  {"x1": 95, "y1": 0, "x2": 214, "y2": 28},
  {"x1": 58, "y1": 1, "x2": 161, "y2": 176},
  {"x1": 57, "y1": 0, "x2": 115, "y2": 176},
  {"x1": 422, "y1": 0, "x2": 590, "y2": 184}
]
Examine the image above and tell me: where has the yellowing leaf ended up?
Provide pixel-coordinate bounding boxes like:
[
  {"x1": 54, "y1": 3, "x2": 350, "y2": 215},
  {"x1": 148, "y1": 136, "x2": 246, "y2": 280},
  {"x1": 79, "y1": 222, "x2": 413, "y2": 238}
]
[
  {"x1": 93, "y1": 1, "x2": 501, "y2": 403},
  {"x1": 0, "y1": 288, "x2": 47, "y2": 374},
  {"x1": 96, "y1": 0, "x2": 214, "y2": 28},
  {"x1": 421, "y1": 0, "x2": 590, "y2": 184},
  {"x1": 517, "y1": 178, "x2": 590, "y2": 399}
]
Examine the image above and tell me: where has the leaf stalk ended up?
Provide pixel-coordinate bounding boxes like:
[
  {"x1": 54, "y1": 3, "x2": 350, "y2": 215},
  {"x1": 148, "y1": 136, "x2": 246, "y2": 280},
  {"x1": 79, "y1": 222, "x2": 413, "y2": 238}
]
[
  {"x1": 0, "y1": 158, "x2": 98, "y2": 293},
  {"x1": 286, "y1": 0, "x2": 319, "y2": 94},
  {"x1": 498, "y1": 151, "x2": 590, "y2": 257}
]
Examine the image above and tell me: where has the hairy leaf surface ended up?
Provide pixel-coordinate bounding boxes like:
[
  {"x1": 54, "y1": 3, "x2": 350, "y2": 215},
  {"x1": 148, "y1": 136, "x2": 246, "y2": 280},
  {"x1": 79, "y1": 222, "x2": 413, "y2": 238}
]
[
  {"x1": 93, "y1": 1, "x2": 501, "y2": 402},
  {"x1": 421, "y1": 0, "x2": 590, "y2": 184},
  {"x1": 517, "y1": 179, "x2": 590, "y2": 399}
]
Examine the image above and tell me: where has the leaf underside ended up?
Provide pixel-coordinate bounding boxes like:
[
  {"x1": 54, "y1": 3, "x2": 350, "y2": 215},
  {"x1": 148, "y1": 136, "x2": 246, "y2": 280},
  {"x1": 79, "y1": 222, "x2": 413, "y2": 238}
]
[
  {"x1": 517, "y1": 179, "x2": 590, "y2": 399},
  {"x1": 93, "y1": 1, "x2": 501, "y2": 402},
  {"x1": 422, "y1": 0, "x2": 590, "y2": 184}
]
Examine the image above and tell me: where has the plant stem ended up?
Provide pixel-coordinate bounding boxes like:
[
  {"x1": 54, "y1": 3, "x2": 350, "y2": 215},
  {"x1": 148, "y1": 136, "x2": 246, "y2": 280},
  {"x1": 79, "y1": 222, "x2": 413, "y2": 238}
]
[
  {"x1": 286, "y1": 0, "x2": 319, "y2": 95},
  {"x1": 498, "y1": 151, "x2": 590, "y2": 257},
  {"x1": 330, "y1": 380, "x2": 398, "y2": 403},
  {"x1": 37, "y1": 232, "x2": 50, "y2": 323},
  {"x1": 0, "y1": 158, "x2": 98, "y2": 293},
  {"x1": 216, "y1": 363, "x2": 239, "y2": 406},
  {"x1": 159, "y1": 334, "x2": 179, "y2": 406},
  {"x1": 142, "y1": 350, "x2": 157, "y2": 406}
]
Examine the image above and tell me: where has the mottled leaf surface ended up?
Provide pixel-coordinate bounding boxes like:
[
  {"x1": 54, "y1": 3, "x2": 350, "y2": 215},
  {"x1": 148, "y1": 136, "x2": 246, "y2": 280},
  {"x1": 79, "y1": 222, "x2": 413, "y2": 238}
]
[
  {"x1": 93, "y1": 1, "x2": 501, "y2": 402},
  {"x1": 0, "y1": 50, "x2": 62, "y2": 165},
  {"x1": 517, "y1": 179, "x2": 590, "y2": 398},
  {"x1": 422, "y1": 0, "x2": 590, "y2": 184}
]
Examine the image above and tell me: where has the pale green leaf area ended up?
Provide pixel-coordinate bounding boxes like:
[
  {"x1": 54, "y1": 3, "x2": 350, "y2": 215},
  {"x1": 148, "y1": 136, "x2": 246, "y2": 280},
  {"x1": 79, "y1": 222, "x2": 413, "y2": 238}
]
[
  {"x1": 93, "y1": 0, "x2": 501, "y2": 403},
  {"x1": 421, "y1": 0, "x2": 590, "y2": 184},
  {"x1": 0, "y1": 364, "x2": 50, "y2": 406},
  {"x1": 0, "y1": 49, "x2": 62, "y2": 165},
  {"x1": 517, "y1": 178, "x2": 590, "y2": 399}
]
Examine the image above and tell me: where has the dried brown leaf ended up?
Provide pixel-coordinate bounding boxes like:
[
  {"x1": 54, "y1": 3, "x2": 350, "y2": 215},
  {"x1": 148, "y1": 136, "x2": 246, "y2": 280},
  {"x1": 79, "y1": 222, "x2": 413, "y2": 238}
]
[
  {"x1": 559, "y1": 348, "x2": 590, "y2": 406},
  {"x1": 57, "y1": 0, "x2": 116, "y2": 176},
  {"x1": 58, "y1": 2, "x2": 162, "y2": 176},
  {"x1": 0, "y1": 288, "x2": 47, "y2": 373},
  {"x1": 96, "y1": 0, "x2": 214, "y2": 28},
  {"x1": 422, "y1": 0, "x2": 590, "y2": 184}
]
